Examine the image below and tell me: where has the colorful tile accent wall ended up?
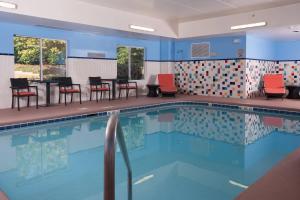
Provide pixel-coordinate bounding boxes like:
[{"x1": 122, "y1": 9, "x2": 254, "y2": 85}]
[
  {"x1": 245, "y1": 60, "x2": 300, "y2": 98},
  {"x1": 244, "y1": 114, "x2": 273, "y2": 144},
  {"x1": 245, "y1": 60, "x2": 276, "y2": 98},
  {"x1": 168, "y1": 107, "x2": 300, "y2": 145},
  {"x1": 175, "y1": 59, "x2": 300, "y2": 99},
  {"x1": 278, "y1": 61, "x2": 300, "y2": 85},
  {"x1": 172, "y1": 107, "x2": 274, "y2": 145},
  {"x1": 175, "y1": 60, "x2": 245, "y2": 99}
]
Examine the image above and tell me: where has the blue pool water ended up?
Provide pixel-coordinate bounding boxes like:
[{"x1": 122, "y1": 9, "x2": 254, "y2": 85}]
[{"x1": 0, "y1": 105, "x2": 300, "y2": 200}]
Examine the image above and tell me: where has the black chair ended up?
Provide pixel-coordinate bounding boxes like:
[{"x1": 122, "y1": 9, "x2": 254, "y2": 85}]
[
  {"x1": 56, "y1": 77, "x2": 82, "y2": 105},
  {"x1": 117, "y1": 78, "x2": 138, "y2": 99},
  {"x1": 89, "y1": 77, "x2": 111, "y2": 102},
  {"x1": 10, "y1": 78, "x2": 39, "y2": 111}
]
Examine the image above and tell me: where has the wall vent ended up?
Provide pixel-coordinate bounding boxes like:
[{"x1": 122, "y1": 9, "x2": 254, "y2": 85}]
[
  {"x1": 87, "y1": 52, "x2": 106, "y2": 58},
  {"x1": 191, "y1": 42, "x2": 210, "y2": 58},
  {"x1": 237, "y1": 49, "x2": 245, "y2": 58}
]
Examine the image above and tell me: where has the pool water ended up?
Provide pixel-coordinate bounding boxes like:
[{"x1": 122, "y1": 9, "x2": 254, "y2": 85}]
[{"x1": 0, "y1": 105, "x2": 300, "y2": 200}]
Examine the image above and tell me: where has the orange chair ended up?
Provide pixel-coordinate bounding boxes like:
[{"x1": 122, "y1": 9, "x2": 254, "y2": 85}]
[
  {"x1": 263, "y1": 116, "x2": 283, "y2": 128},
  {"x1": 263, "y1": 74, "x2": 286, "y2": 99},
  {"x1": 158, "y1": 74, "x2": 177, "y2": 97},
  {"x1": 158, "y1": 113, "x2": 174, "y2": 122}
]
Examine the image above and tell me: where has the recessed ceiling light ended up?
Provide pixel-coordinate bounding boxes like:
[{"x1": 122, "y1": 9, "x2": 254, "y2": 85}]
[
  {"x1": 229, "y1": 180, "x2": 248, "y2": 189},
  {"x1": 129, "y1": 25, "x2": 155, "y2": 32},
  {"x1": 0, "y1": 1, "x2": 17, "y2": 9},
  {"x1": 290, "y1": 26, "x2": 300, "y2": 32},
  {"x1": 289, "y1": 25, "x2": 300, "y2": 30},
  {"x1": 231, "y1": 22, "x2": 267, "y2": 30},
  {"x1": 134, "y1": 174, "x2": 154, "y2": 185}
]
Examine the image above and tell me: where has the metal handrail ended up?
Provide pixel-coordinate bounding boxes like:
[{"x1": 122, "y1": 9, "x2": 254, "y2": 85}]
[{"x1": 104, "y1": 111, "x2": 132, "y2": 200}]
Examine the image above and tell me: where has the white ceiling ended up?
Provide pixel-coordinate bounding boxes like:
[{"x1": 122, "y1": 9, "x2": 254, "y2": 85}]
[
  {"x1": 79, "y1": 0, "x2": 300, "y2": 22},
  {"x1": 248, "y1": 25, "x2": 300, "y2": 41}
]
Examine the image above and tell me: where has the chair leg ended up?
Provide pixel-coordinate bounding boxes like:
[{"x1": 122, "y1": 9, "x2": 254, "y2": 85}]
[
  {"x1": 90, "y1": 90, "x2": 92, "y2": 101},
  {"x1": 11, "y1": 96, "x2": 14, "y2": 109},
  {"x1": 27, "y1": 96, "x2": 30, "y2": 107},
  {"x1": 126, "y1": 88, "x2": 129, "y2": 99},
  {"x1": 79, "y1": 92, "x2": 82, "y2": 104},
  {"x1": 96, "y1": 91, "x2": 99, "y2": 102},
  {"x1": 71, "y1": 93, "x2": 73, "y2": 103},
  {"x1": 64, "y1": 93, "x2": 67, "y2": 106},
  {"x1": 136, "y1": 88, "x2": 138, "y2": 98},
  {"x1": 36, "y1": 95, "x2": 38, "y2": 109},
  {"x1": 119, "y1": 88, "x2": 121, "y2": 99},
  {"x1": 109, "y1": 90, "x2": 111, "y2": 101},
  {"x1": 17, "y1": 96, "x2": 20, "y2": 111},
  {"x1": 100, "y1": 91, "x2": 103, "y2": 101},
  {"x1": 59, "y1": 93, "x2": 61, "y2": 104}
]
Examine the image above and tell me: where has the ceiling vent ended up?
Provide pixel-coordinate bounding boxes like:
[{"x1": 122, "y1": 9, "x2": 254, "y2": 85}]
[
  {"x1": 191, "y1": 42, "x2": 210, "y2": 58},
  {"x1": 87, "y1": 52, "x2": 106, "y2": 58}
]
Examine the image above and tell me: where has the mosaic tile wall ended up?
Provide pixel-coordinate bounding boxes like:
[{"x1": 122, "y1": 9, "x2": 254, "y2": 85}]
[
  {"x1": 175, "y1": 60, "x2": 246, "y2": 99},
  {"x1": 175, "y1": 59, "x2": 300, "y2": 99},
  {"x1": 245, "y1": 60, "x2": 300, "y2": 98},
  {"x1": 245, "y1": 60, "x2": 277, "y2": 98},
  {"x1": 170, "y1": 106, "x2": 277, "y2": 145},
  {"x1": 280, "y1": 118, "x2": 300, "y2": 134},
  {"x1": 173, "y1": 107, "x2": 246, "y2": 145},
  {"x1": 244, "y1": 114, "x2": 273, "y2": 144},
  {"x1": 166, "y1": 107, "x2": 300, "y2": 145}
]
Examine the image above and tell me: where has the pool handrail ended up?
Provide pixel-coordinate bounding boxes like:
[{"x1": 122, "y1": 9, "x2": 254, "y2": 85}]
[{"x1": 104, "y1": 111, "x2": 132, "y2": 200}]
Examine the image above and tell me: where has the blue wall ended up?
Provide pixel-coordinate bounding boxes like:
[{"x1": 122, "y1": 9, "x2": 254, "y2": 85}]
[
  {"x1": 274, "y1": 40, "x2": 300, "y2": 60},
  {"x1": 2, "y1": 21, "x2": 300, "y2": 62},
  {"x1": 174, "y1": 35, "x2": 246, "y2": 61},
  {"x1": 0, "y1": 21, "x2": 169, "y2": 61},
  {"x1": 246, "y1": 35, "x2": 276, "y2": 60},
  {"x1": 160, "y1": 38, "x2": 175, "y2": 61},
  {"x1": 175, "y1": 35, "x2": 300, "y2": 61},
  {"x1": 246, "y1": 35, "x2": 300, "y2": 61}
]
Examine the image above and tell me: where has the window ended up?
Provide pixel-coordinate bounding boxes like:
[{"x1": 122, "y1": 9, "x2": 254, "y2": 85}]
[
  {"x1": 117, "y1": 46, "x2": 144, "y2": 80},
  {"x1": 14, "y1": 36, "x2": 66, "y2": 80},
  {"x1": 14, "y1": 37, "x2": 40, "y2": 79}
]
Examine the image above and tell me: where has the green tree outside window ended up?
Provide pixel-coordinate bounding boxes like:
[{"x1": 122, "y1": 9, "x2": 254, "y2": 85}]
[
  {"x1": 117, "y1": 46, "x2": 144, "y2": 80},
  {"x1": 14, "y1": 36, "x2": 66, "y2": 80}
]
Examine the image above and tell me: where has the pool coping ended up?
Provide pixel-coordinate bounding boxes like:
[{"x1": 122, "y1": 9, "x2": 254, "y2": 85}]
[{"x1": 1, "y1": 100, "x2": 300, "y2": 132}]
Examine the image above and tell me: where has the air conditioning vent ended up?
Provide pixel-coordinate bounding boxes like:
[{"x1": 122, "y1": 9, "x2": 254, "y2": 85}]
[
  {"x1": 237, "y1": 49, "x2": 245, "y2": 58},
  {"x1": 191, "y1": 43, "x2": 210, "y2": 58},
  {"x1": 87, "y1": 52, "x2": 106, "y2": 58}
]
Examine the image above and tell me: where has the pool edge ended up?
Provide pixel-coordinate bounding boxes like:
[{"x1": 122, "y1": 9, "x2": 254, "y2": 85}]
[{"x1": 1, "y1": 100, "x2": 300, "y2": 132}]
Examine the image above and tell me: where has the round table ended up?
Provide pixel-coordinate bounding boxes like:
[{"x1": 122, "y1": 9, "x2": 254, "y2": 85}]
[
  {"x1": 147, "y1": 84, "x2": 159, "y2": 97},
  {"x1": 286, "y1": 85, "x2": 300, "y2": 99}
]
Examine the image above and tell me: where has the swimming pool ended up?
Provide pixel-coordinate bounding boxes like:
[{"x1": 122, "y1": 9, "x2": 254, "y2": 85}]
[{"x1": 0, "y1": 104, "x2": 300, "y2": 200}]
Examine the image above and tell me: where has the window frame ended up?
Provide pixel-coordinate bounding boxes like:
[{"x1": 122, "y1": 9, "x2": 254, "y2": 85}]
[
  {"x1": 116, "y1": 45, "x2": 145, "y2": 81},
  {"x1": 14, "y1": 34, "x2": 68, "y2": 81}
]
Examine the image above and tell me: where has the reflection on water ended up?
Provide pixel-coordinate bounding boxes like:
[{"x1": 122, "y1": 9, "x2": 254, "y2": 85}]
[
  {"x1": 13, "y1": 125, "x2": 81, "y2": 183},
  {"x1": 121, "y1": 115, "x2": 145, "y2": 150},
  {"x1": 0, "y1": 105, "x2": 300, "y2": 200},
  {"x1": 16, "y1": 139, "x2": 67, "y2": 182}
]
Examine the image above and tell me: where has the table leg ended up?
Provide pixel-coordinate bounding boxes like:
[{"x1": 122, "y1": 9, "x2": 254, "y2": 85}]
[
  {"x1": 46, "y1": 82, "x2": 51, "y2": 106},
  {"x1": 147, "y1": 86, "x2": 159, "y2": 97},
  {"x1": 112, "y1": 80, "x2": 116, "y2": 100},
  {"x1": 293, "y1": 87, "x2": 300, "y2": 99}
]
